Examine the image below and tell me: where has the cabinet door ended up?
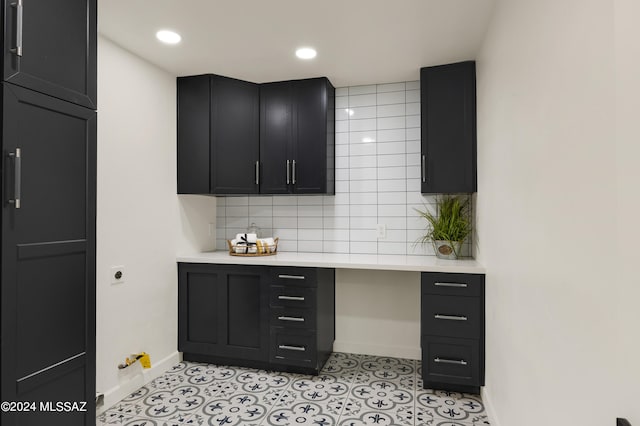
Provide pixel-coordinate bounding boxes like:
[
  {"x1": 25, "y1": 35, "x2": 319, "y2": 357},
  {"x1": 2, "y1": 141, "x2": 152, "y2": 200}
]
[
  {"x1": 178, "y1": 264, "x2": 268, "y2": 362},
  {"x1": 1, "y1": 83, "x2": 96, "y2": 426},
  {"x1": 177, "y1": 75, "x2": 210, "y2": 194},
  {"x1": 420, "y1": 61, "x2": 476, "y2": 193},
  {"x1": 292, "y1": 78, "x2": 334, "y2": 194},
  {"x1": 2, "y1": 0, "x2": 97, "y2": 109},
  {"x1": 211, "y1": 75, "x2": 259, "y2": 194},
  {"x1": 260, "y1": 81, "x2": 292, "y2": 194}
]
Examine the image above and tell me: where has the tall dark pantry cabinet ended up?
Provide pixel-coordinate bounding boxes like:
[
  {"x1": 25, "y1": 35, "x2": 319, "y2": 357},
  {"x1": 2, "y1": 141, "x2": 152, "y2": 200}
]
[{"x1": 1, "y1": 1, "x2": 97, "y2": 426}]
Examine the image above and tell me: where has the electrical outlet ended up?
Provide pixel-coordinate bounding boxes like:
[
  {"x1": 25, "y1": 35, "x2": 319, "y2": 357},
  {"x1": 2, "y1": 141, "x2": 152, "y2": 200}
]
[
  {"x1": 111, "y1": 266, "x2": 125, "y2": 284},
  {"x1": 376, "y1": 224, "x2": 386, "y2": 239}
]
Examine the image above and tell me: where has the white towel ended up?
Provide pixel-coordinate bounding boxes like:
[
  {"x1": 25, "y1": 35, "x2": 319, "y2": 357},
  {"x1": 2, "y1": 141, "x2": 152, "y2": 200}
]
[{"x1": 235, "y1": 233, "x2": 257, "y2": 244}]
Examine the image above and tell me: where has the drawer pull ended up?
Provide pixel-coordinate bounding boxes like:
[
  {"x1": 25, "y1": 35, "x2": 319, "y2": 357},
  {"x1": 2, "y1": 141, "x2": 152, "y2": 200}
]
[
  {"x1": 278, "y1": 274, "x2": 306, "y2": 280},
  {"x1": 279, "y1": 344, "x2": 306, "y2": 352},
  {"x1": 434, "y1": 314, "x2": 468, "y2": 321},
  {"x1": 434, "y1": 282, "x2": 468, "y2": 288},
  {"x1": 434, "y1": 357, "x2": 468, "y2": 366},
  {"x1": 278, "y1": 295, "x2": 305, "y2": 301},
  {"x1": 278, "y1": 316, "x2": 305, "y2": 322}
]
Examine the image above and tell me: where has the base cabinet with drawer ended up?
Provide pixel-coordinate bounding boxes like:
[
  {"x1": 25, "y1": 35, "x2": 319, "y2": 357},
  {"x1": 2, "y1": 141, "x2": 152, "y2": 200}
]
[
  {"x1": 178, "y1": 263, "x2": 335, "y2": 375},
  {"x1": 421, "y1": 272, "x2": 485, "y2": 394}
]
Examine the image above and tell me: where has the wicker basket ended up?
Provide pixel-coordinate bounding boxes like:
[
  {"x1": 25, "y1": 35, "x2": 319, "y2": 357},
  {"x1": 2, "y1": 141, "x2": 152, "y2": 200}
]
[{"x1": 227, "y1": 238, "x2": 279, "y2": 257}]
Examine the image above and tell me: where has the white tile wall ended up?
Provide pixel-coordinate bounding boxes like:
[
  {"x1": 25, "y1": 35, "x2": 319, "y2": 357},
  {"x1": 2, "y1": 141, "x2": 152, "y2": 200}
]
[{"x1": 215, "y1": 81, "x2": 473, "y2": 257}]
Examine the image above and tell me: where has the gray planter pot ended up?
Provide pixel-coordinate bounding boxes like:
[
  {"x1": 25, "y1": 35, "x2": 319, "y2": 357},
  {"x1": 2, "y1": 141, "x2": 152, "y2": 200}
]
[{"x1": 433, "y1": 240, "x2": 463, "y2": 260}]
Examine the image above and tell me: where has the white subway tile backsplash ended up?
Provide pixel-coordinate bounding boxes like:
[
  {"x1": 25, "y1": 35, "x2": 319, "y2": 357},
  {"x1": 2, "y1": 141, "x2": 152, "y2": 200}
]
[
  {"x1": 376, "y1": 129, "x2": 405, "y2": 142},
  {"x1": 349, "y1": 155, "x2": 377, "y2": 169},
  {"x1": 378, "y1": 116, "x2": 406, "y2": 130},
  {"x1": 336, "y1": 120, "x2": 349, "y2": 133},
  {"x1": 349, "y1": 93, "x2": 377, "y2": 107},
  {"x1": 350, "y1": 106, "x2": 377, "y2": 119},
  {"x1": 215, "y1": 80, "x2": 472, "y2": 258},
  {"x1": 377, "y1": 82, "x2": 406, "y2": 93},
  {"x1": 349, "y1": 118, "x2": 377, "y2": 132},
  {"x1": 377, "y1": 103, "x2": 406, "y2": 118},
  {"x1": 377, "y1": 91, "x2": 405, "y2": 105},
  {"x1": 406, "y1": 89, "x2": 420, "y2": 103},
  {"x1": 349, "y1": 85, "x2": 377, "y2": 95}
]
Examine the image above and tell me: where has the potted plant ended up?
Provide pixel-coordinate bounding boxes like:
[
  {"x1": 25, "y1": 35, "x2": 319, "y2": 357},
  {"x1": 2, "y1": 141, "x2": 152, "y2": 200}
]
[{"x1": 415, "y1": 195, "x2": 472, "y2": 259}]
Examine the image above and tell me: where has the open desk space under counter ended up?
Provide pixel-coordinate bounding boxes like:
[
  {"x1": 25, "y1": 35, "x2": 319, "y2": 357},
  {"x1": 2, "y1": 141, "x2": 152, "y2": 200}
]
[{"x1": 176, "y1": 251, "x2": 486, "y2": 394}]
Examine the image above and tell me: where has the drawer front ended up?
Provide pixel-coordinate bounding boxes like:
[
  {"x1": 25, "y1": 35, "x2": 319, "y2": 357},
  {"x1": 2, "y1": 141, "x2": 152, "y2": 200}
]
[
  {"x1": 270, "y1": 267, "x2": 317, "y2": 287},
  {"x1": 422, "y1": 336, "x2": 480, "y2": 387},
  {"x1": 422, "y1": 295, "x2": 481, "y2": 338},
  {"x1": 270, "y1": 328, "x2": 317, "y2": 367},
  {"x1": 421, "y1": 272, "x2": 484, "y2": 297},
  {"x1": 270, "y1": 307, "x2": 316, "y2": 329},
  {"x1": 269, "y1": 285, "x2": 316, "y2": 309}
]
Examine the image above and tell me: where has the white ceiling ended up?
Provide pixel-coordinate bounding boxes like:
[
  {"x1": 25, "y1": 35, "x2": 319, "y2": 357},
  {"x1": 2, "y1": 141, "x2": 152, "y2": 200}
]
[{"x1": 98, "y1": 0, "x2": 496, "y2": 87}]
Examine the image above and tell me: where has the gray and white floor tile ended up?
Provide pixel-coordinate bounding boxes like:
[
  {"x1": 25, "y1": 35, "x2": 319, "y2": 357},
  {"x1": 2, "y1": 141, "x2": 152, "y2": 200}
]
[{"x1": 97, "y1": 353, "x2": 490, "y2": 426}]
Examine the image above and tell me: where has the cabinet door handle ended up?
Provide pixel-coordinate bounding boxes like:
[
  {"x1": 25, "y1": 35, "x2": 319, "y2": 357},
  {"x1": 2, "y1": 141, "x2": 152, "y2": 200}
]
[
  {"x1": 434, "y1": 314, "x2": 468, "y2": 321},
  {"x1": 278, "y1": 316, "x2": 305, "y2": 322},
  {"x1": 7, "y1": 148, "x2": 22, "y2": 209},
  {"x1": 292, "y1": 160, "x2": 296, "y2": 185},
  {"x1": 278, "y1": 295, "x2": 305, "y2": 301},
  {"x1": 255, "y1": 161, "x2": 260, "y2": 185},
  {"x1": 434, "y1": 357, "x2": 467, "y2": 366},
  {"x1": 279, "y1": 344, "x2": 306, "y2": 352},
  {"x1": 10, "y1": 0, "x2": 23, "y2": 57},
  {"x1": 278, "y1": 274, "x2": 305, "y2": 280},
  {"x1": 286, "y1": 160, "x2": 290, "y2": 184},
  {"x1": 421, "y1": 155, "x2": 426, "y2": 183},
  {"x1": 434, "y1": 282, "x2": 468, "y2": 288}
]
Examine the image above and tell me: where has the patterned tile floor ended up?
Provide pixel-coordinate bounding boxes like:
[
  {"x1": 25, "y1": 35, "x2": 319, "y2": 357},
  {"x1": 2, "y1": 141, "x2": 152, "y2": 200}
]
[{"x1": 97, "y1": 352, "x2": 490, "y2": 426}]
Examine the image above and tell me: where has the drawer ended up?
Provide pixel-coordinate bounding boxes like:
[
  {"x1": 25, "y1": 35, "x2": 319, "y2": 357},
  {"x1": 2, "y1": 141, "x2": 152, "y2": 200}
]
[
  {"x1": 270, "y1": 267, "x2": 317, "y2": 287},
  {"x1": 422, "y1": 336, "x2": 480, "y2": 387},
  {"x1": 270, "y1": 328, "x2": 317, "y2": 367},
  {"x1": 422, "y1": 295, "x2": 481, "y2": 338},
  {"x1": 269, "y1": 285, "x2": 316, "y2": 309},
  {"x1": 421, "y1": 272, "x2": 484, "y2": 297},
  {"x1": 270, "y1": 307, "x2": 316, "y2": 329}
]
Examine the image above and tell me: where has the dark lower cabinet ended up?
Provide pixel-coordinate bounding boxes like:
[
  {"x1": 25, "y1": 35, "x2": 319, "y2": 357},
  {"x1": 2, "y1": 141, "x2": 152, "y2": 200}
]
[
  {"x1": 421, "y1": 272, "x2": 485, "y2": 394},
  {"x1": 1, "y1": 83, "x2": 96, "y2": 426},
  {"x1": 178, "y1": 264, "x2": 269, "y2": 364},
  {"x1": 178, "y1": 263, "x2": 335, "y2": 375}
]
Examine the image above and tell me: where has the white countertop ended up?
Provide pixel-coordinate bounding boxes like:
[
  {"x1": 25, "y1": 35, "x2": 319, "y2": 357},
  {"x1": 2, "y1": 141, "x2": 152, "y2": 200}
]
[{"x1": 177, "y1": 251, "x2": 485, "y2": 274}]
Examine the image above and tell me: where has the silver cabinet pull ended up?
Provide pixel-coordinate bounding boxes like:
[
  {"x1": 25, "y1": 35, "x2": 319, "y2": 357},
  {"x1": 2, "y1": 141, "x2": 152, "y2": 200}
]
[
  {"x1": 434, "y1": 282, "x2": 468, "y2": 288},
  {"x1": 286, "y1": 160, "x2": 290, "y2": 184},
  {"x1": 279, "y1": 344, "x2": 306, "y2": 352},
  {"x1": 278, "y1": 295, "x2": 305, "y2": 301},
  {"x1": 434, "y1": 314, "x2": 468, "y2": 321},
  {"x1": 292, "y1": 160, "x2": 296, "y2": 185},
  {"x1": 434, "y1": 357, "x2": 467, "y2": 366},
  {"x1": 278, "y1": 316, "x2": 305, "y2": 322},
  {"x1": 278, "y1": 274, "x2": 305, "y2": 280},
  {"x1": 8, "y1": 148, "x2": 22, "y2": 209},
  {"x1": 255, "y1": 161, "x2": 260, "y2": 185},
  {"x1": 10, "y1": 0, "x2": 23, "y2": 57},
  {"x1": 421, "y1": 154, "x2": 426, "y2": 183}
]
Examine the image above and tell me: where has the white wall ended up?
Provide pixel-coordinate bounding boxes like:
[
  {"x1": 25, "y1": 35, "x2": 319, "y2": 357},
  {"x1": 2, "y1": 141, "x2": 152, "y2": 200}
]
[
  {"x1": 96, "y1": 36, "x2": 216, "y2": 412},
  {"x1": 476, "y1": 0, "x2": 638, "y2": 424}
]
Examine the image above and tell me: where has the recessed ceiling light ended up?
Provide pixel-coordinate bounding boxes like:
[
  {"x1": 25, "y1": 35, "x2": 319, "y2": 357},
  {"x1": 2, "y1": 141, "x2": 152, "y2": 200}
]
[
  {"x1": 156, "y1": 30, "x2": 181, "y2": 45},
  {"x1": 296, "y1": 47, "x2": 317, "y2": 60}
]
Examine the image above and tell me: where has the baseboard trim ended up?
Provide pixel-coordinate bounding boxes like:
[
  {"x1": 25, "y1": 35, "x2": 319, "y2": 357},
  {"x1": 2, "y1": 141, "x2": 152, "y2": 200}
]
[
  {"x1": 97, "y1": 351, "x2": 182, "y2": 415},
  {"x1": 333, "y1": 341, "x2": 421, "y2": 360},
  {"x1": 481, "y1": 386, "x2": 500, "y2": 426}
]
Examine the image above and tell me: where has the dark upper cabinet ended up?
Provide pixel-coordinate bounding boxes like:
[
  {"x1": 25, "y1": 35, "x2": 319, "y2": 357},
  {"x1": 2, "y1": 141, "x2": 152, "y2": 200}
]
[
  {"x1": 177, "y1": 74, "x2": 260, "y2": 194},
  {"x1": 178, "y1": 263, "x2": 269, "y2": 362},
  {"x1": 421, "y1": 61, "x2": 477, "y2": 194},
  {"x1": 260, "y1": 77, "x2": 335, "y2": 195},
  {"x1": 2, "y1": 0, "x2": 97, "y2": 109}
]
